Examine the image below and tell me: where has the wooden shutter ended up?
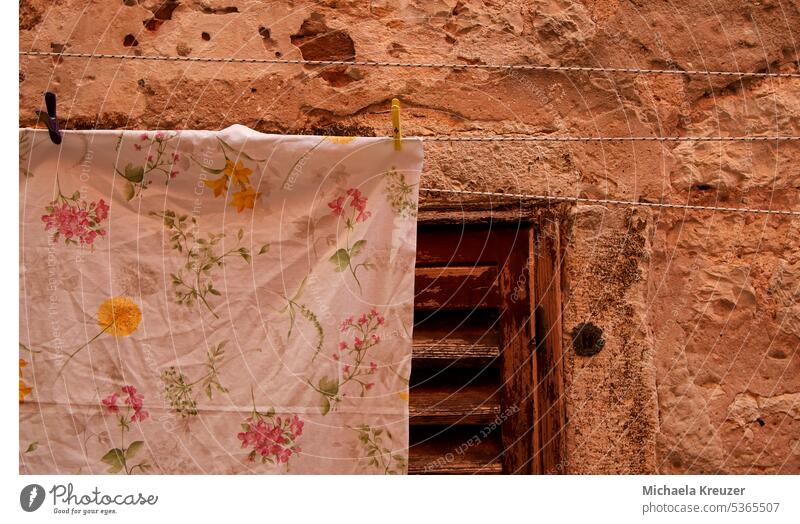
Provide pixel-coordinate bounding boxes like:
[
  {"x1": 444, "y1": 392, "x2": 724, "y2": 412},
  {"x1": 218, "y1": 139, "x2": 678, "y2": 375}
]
[{"x1": 408, "y1": 210, "x2": 566, "y2": 474}]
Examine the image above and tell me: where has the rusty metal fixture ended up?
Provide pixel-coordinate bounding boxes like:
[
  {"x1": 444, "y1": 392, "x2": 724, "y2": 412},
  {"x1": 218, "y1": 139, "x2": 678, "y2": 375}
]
[{"x1": 571, "y1": 322, "x2": 605, "y2": 356}]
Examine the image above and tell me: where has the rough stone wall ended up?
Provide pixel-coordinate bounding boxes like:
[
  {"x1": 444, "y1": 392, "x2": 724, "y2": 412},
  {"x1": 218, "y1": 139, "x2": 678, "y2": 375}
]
[{"x1": 19, "y1": 0, "x2": 800, "y2": 473}]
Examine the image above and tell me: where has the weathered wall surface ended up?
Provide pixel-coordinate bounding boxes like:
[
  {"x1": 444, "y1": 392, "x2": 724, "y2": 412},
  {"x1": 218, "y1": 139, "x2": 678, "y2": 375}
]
[{"x1": 19, "y1": 0, "x2": 800, "y2": 473}]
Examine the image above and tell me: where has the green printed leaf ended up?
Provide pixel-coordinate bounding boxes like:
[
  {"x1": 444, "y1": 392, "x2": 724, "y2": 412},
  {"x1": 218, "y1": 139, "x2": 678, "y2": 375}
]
[
  {"x1": 123, "y1": 181, "x2": 136, "y2": 201},
  {"x1": 25, "y1": 442, "x2": 38, "y2": 453},
  {"x1": 218, "y1": 138, "x2": 267, "y2": 162},
  {"x1": 200, "y1": 164, "x2": 226, "y2": 175},
  {"x1": 101, "y1": 448, "x2": 125, "y2": 473},
  {"x1": 122, "y1": 163, "x2": 145, "y2": 183},
  {"x1": 290, "y1": 276, "x2": 308, "y2": 303},
  {"x1": 258, "y1": 244, "x2": 270, "y2": 255},
  {"x1": 126, "y1": 441, "x2": 144, "y2": 460},
  {"x1": 320, "y1": 396, "x2": 331, "y2": 416},
  {"x1": 329, "y1": 249, "x2": 350, "y2": 272},
  {"x1": 318, "y1": 376, "x2": 339, "y2": 397},
  {"x1": 350, "y1": 239, "x2": 367, "y2": 258}
]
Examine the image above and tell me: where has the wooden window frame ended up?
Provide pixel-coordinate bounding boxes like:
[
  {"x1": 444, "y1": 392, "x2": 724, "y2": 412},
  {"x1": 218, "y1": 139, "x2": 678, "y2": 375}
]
[{"x1": 415, "y1": 199, "x2": 568, "y2": 474}]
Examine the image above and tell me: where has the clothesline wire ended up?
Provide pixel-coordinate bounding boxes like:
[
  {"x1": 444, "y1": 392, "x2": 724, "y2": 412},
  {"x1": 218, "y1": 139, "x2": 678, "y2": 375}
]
[
  {"x1": 17, "y1": 126, "x2": 800, "y2": 217},
  {"x1": 424, "y1": 136, "x2": 800, "y2": 142},
  {"x1": 19, "y1": 51, "x2": 800, "y2": 217},
  {"x1": 418, "y1": 188, "x2": 800, "y2": 217},
  {"x1": 20, "y1": 52, "x2": 800, "y2": 142},
  {"x1": 19, "y1": 50, "x2": 800, "y2": 78}
]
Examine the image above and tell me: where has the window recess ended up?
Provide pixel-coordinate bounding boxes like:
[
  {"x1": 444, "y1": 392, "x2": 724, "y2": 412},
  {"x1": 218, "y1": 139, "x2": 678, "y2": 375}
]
[{"x1": 408, "y1": 201, "x2": 567, "y2": 475}]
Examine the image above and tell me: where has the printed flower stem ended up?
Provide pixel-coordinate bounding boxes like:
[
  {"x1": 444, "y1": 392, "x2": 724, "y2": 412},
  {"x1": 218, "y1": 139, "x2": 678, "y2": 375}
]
[
  {"x1": 56, "y1": 297, "x2": 142, "y2": 379},
  {"x1": 162, "y1": 341, "x2": 230, "y2": 418},
  {"x1": 173, "y1": 246, "x2": 244, "y2": 319},
  {"x1": 268, "y1": 277, "x2": 324, "y2": 361},
  {"x1": 327, "y1": 188, "x2": 373, "y2": 293},
  {"x1": 312, "y1": 310, "x2": 384, "y2": 414},
  {"x1": 281, "y1": 138, "x2": 325, "y2": 189},
  {"x1": 100, "y1": 385, "x2": 151, "y2": 474},
  {"x1": 54, "y1": 323, "x2": 112, "y2": 379},
  {"x1": 344, "y1": 227, "x2": 363, "y2": 294},
  {"x1": 351, "y1": 424, "x2": 406, "y2": 474},
  {"x1": 116, "y1": 132, "x2": 181, "y2": 200},
  {"x1": 153, "y1": 210, "x2": 267, "y2": 317}
]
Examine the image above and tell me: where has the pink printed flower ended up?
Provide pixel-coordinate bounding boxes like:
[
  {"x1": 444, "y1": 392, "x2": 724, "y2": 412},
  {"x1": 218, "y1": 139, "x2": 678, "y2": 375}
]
[
  {"x1": 101, "y1": 392, "x2": 119, "y2": 413},
  {"x1": 344, "y1": 188, "x2": 371, "y2": 222},
  {"x1": 120, "y1": 385, "x2": 149, "y2": 422},
  {"x1": 95, "y1": 199, "x2": 109, "y2": 221},
  {"x1": 328, "y1": 196, "x2": 345, "y2": 216},
  {"x1": 41, "y1": 197, "x2": 109, "y2": 247},
  {"x1": 155, "y1": 131, "x2": 165, "y2": 140},
  {"x1": 100, "y1": 385, "x2": 150, "y2": 473},
  {"x1": 331, "y1": 309, "x2": 385, "y2": 403},
  {"x1": 122, "y1": 385, "x2": 142, "y2": 407},
  {"x1": 131, "y1": 408, "x2": 150, "y2": 422},
  {"x1": 102, "y1": 384, "x2": 148, "y2": 423},
  {"x1": 238, "y1": 413, "x2": 303, "y2": 465},
  {"x1": 329, "y1": 189, "x2": 371, "y2": 223},
  {"x1": 139, "y1": 133, "x2": 148, "y2": 141},
  {"x1": 289, "y1": 415, "x2": 304, "y2": 437},
  {"x1": 170, "y1": 170, "x2": 178, "y2": 179},
  {"x1": 346, "y1": 188, "x2": 365, "y2": 210},
  {"x1": 134, "y1": 144, "x2": 142, "y2": 151},
  {"x1": 332, "y1": 353, "x2": 340, "y2": 361}
]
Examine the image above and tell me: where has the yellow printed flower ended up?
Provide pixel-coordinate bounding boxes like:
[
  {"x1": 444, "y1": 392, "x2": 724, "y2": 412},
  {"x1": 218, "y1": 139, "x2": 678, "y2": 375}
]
[
  {"x1": 229, "y1": 187, "x2": 262, "y2": 213},
  {"x1": 204, "y1": 175, "x2": 229, "y2": 198},
  {"x1": 97, "y1": 297, "x2": 142, "y2": 337},
  {"x1": 324, "y1": 136, "x2": 355, "y2": 145},
  {"x1": 398, "y1": 391, "x2": 409, "y2": 401},
  {"x1": 225, "y1": 159, "x2": 253, "y2": 188},
  {"x1": 56, "y1": 297, "x2": 143, "y2": 378},
  {"x1": 19, "y1": 359, "x2": 32, "y2": 403}
]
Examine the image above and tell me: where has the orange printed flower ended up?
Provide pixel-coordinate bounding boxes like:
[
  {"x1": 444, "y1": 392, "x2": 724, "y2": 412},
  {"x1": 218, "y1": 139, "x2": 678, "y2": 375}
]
[
  {"x1": 225, "y1": 159, "x2": 253, "y2": 188},
  {"x1": 19, "y1": 359, "x2": 32, "y2": 403},
  {"x1": 204, "y1": 175, "x2": 229, "y2": 198},
  {"x1": 229, "y1": 187, "x2": 262, "y2": 213},
  {"x1": 97, "y1": 297, "x2": 142, "y2": 337}
]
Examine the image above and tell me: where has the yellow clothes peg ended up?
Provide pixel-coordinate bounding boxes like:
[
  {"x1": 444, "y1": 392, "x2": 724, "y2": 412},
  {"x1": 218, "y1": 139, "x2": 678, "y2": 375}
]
[{"x1": 391, "y1": 98, "x2": 401, "y2": 151}]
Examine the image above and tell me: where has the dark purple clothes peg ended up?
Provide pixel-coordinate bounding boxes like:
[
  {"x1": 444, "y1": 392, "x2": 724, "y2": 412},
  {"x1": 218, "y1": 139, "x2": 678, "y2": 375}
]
[{"x1": 35, "y1": 92, "x2": 62, "y2": 145}]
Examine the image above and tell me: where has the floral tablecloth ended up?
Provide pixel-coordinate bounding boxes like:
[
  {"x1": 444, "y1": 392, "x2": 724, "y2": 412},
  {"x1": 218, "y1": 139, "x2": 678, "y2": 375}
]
[{"x1": 19, "y1": 125, "x2": 422, "y2": 474}]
